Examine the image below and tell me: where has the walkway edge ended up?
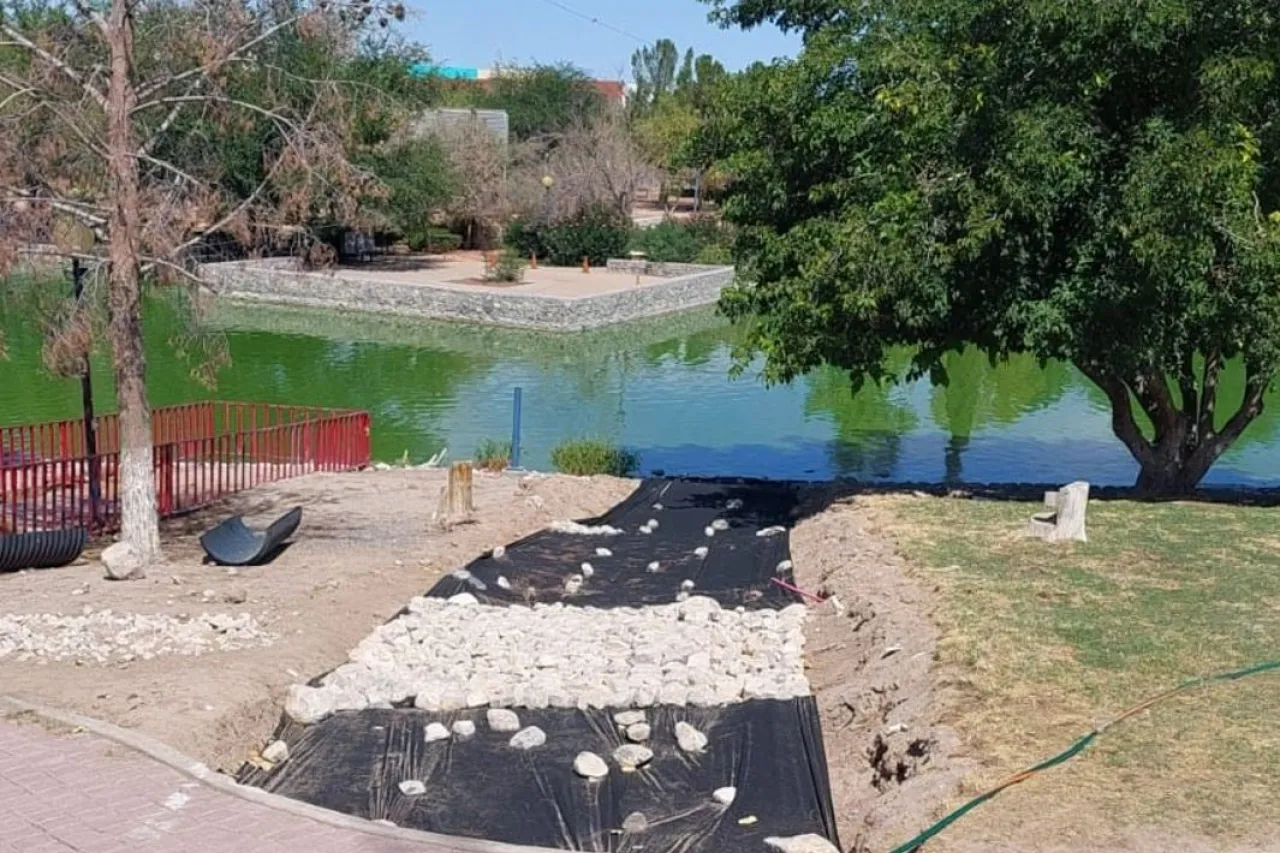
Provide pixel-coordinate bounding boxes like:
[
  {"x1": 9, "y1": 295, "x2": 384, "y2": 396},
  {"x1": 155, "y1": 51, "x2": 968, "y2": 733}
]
[{"x1": 0, "y1": 694, "x2": 561, "y2": 853}]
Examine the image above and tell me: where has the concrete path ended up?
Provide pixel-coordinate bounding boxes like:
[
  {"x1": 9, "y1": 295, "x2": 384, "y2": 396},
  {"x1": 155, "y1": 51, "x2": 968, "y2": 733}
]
[{"x1": 0, "y1": 713, "x2": 480, "y2": 853}]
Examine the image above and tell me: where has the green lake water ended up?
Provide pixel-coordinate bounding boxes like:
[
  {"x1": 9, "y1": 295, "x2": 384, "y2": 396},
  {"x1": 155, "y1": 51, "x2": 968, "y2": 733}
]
[{"x1": 3, "y1": 294, "x2": 1280, "y2": 486}]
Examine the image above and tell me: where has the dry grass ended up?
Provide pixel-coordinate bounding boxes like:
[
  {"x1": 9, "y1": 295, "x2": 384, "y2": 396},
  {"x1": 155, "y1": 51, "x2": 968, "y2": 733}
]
[{"x1": 870, "y1": 494, "x2": 1280, "y2": 844}]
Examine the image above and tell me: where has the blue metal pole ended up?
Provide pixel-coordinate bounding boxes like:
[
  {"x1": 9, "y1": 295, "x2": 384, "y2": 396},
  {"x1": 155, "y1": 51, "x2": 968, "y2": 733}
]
[{"x1": 511, "y1": 387, "x2": 523, "y2": 469}]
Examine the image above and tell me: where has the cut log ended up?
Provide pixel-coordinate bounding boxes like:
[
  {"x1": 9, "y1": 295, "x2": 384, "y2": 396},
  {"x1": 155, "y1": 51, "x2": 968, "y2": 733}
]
[
  {"x1": 1026, "y1": 481, "x2": 1089, "y2": 543},
  {"x1": 434, "y1": 461, "x2": 475, "y2": 529}
]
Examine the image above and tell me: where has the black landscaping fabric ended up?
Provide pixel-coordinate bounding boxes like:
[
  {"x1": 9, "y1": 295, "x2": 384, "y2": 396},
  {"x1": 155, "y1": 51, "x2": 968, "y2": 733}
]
[
  {"x1": 240, "y1": 701, "x2": 838, "y2": 853},
  {"x1": 240, "y1": 478, "x2": 840, "y2": 853},
  {"x1": 426, "y1": 478, "x2": 805, "y2": 610}
]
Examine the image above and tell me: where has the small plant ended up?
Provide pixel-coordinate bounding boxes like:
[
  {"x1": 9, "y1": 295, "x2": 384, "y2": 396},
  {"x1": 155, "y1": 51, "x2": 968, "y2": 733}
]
[
  {"x1": 550, "y1": 438, "x2": 639, "y2": 477},
  {"x1": 475, "y1": 438, "x2": 513, "y2": 471},
  {"x1": 484, "y1": 249, "x2": 527, "y2": 283}
]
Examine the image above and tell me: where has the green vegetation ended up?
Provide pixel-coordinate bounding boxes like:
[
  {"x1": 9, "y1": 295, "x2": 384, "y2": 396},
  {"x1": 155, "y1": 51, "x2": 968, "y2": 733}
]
[
  {"x1": 474, "y1": 438, "x2": 512, "y2": 471},
  {"x1": 629, "y1": 218, "x2": 733, "y2": 264},
  {"x1": 879, "y1": 494, "x2": 1280, "y2": 839},
  {"x1": 483, "y1": 250, "x2": 527, "y2": 284},
  {"x1": 507, "y1": 207, "x2": 631, "y2": 267},
  {"x1": 704, "y1": 0, "x2": 1280, "y2": 495},
  {"x1": 550, "y1": 439, "x2": 639, "y2": 477},
  {"x1": 440, "y1": 63, "x2": 604, "y2": 141}
]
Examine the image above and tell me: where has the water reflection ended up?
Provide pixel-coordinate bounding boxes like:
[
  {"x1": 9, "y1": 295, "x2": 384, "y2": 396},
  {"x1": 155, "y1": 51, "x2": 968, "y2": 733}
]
[{"x1": 3, "y1": 294, "x2": 1280, "y2": 486}]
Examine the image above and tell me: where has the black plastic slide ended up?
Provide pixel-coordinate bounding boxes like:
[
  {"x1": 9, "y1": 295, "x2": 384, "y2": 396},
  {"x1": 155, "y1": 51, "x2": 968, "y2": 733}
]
[
  {"x1": 0, "y1": 528, "x2": 88, "y2": 573},
  {"x1": 199, "y1": 506, "x2": 302, "y2": 566}
]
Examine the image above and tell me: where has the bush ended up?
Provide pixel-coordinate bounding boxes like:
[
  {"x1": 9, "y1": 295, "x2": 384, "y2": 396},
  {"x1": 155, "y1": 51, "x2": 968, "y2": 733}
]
[
  {"x1": 506, "y1": 206, "x2": 630, "y2": 267},
  {"x1": 484, "y1": 249, "x2": 527, "y2": 283},
  {"x1": 628, "y1": 216, "x2": 734, "y2": 264},
  {"x1": 474, "y1": 438, "x2": 512, "y2": 471},
  {"x1": 550, "y1": 438, "x2": 639, "y2": 477},
  {"x1": 406, "y1": 226, "x2": 463, "y2": 254}
]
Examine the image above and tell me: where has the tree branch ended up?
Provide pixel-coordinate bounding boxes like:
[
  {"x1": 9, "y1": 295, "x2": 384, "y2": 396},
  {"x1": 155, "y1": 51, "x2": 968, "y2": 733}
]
[
  {"x1": 1199, "y1": 349, "x2": 1223, "y2": 438},
  {"x1": 1077, "y1": 361, "x2": 1155, "y2": 467},
  {"x1": 0, "y1": 24, "x2": 108, "y2": 110},
  {"x1": 135, "y1": 13, "x2": 308, "y2": 100},
  {"x1": 1178, "y1": 352, "x2": 1198, "y2": 424},
  {"x1": 131, "y1": 94, "x2": 299, "y2": 132}
]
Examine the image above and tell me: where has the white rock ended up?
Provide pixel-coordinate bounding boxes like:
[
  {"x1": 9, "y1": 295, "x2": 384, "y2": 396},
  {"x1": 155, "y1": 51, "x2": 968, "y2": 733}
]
[
  {"x1": 284, "y1": 685, "x2": 331, "y2": 725},
  {"x1": 496, "y1": 576, "x2": 511, "y2": 590},
  {"x1": 486, "y1": 708, "x2": 521, "y2": 732},
  {"x1": 626, "y1": 723, "x2": 651, "y2": 742},
  {"x1": 510, "y1": 726, "x2": 546, "y2": 749},
  {"x1": 262, "y1": 740, "x2": 289, "y2": 763},
  {"x1": 492, "y1": 545, "x2": 506, "y2": 559},
  {"x1": 675, "y1": 591, "x2": 690, "y2": 602},
  {"x1": 622, "y1": 812, "x2": 648, "y2": 833},
  {"x1": 712, "y1": 786, "x2": 737, "y2": 805},
  {"x1": 451, "y1": 569, "x2": 473, "y2": 580},
  {"x1": 447, "y1": 593, "x2": 479, "y2": 606},
  {"x1": 398, "y1": 780, "x2": 426, "y2": 796},
  {"x1": 595, "y1": 547, "x2": 612, "y2": 557},
  {"x1": 580, "y1": 562, "x2": 595, "y2": 578},
  {"x1": 647, "y1": 518, "x2": 660, "y2": 529},
  {"x1": 711, "y1": 519, "x2": 730, "y2": 531},
  {"x1": 675, "y1": 721, "x2": 707, "y2": 753},
  {"x1": 612, "y1": 744, "x2": 654, "y2": 770},
  {"x1": 101, "y1": 542, "x2": 144, "y2": 581},
  {"x1": 704, "y1": 526, "x2": 716, "y2": 537},
  {"x1": 614, "y1": 709, "x2": 646, "y2": 726},
  {"x1": 764, "y1": 834, "x2": 841, "y2": 853},
  {"x1": 776, "y1": 560, "x2": 793, "y2": 573},
  {"x1": 694, "y1": 546, "x2": 709, "y2": 558},
  {"x1": 548, "y1": 521, "x2": 622, "y2": 536},
  {"x1": 757, "y1": 526, "x2": 786, "y2": 537},
  {"x1": 564, "y1": 574, "x2": 584, "y2": 594},
  {"x1": 680, "y1": 579, "x2": 696, "y2": 591},
  {"x1": 726, "y1": 498, "x2": 743, "y2": 510},
  {"x1": 573, "y1": 751, "x2": 609, "y2": 779},
  {"x1": 646, "y1": 561, "x2": 661, "y2": 572},
  {"x1": 424, "y1": 722, "x2": 450, "y2": 742},
  {"x1": 452, "y1": 720, "x2": 477, "y2": 738}
]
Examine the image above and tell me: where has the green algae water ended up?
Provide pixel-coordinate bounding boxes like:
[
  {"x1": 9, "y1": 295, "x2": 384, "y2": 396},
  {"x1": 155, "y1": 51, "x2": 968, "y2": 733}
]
[{"x1": 3, "y1": 292, "x2": 1279, "y2": 486}]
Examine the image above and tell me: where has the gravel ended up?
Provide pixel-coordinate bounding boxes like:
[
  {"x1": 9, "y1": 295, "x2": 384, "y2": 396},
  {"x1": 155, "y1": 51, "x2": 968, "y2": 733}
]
[
  {"x1": 613, "y1": 744, "x2": 654, "y2": 770},
  {"x1": 574, "y1": 751, "x2": 609, "y2": 779},
  {"x1": 0, "y1": 609, "x2": 275, "y2": 663},
  {"x1": 284, "y1": 596, "x2": 809, "y2": 724},
  {"x1": 451, "y1": 720, "x2": 476, "y2": 738},
  {"x1": 486, "y1": 708, "x2": 521, "y2": 732},
  {"x1": 424, "y1": 722, "x2": 450, "y2": 742},
  {"x1": 398, "y1": 780, "x2": 426, "y2": 796},
  {"x1": 509, "y1": 726, "x2": 546, "y2": 749},
  {"x1": 675, "y1": 721, "x2": 708, "y2": 753},
  {"x1": 625, "y1": 723, "x2": 651, "y2": 741},
  {"x1": 713, "y1": 786, "x2": 737, "y2": 805}
]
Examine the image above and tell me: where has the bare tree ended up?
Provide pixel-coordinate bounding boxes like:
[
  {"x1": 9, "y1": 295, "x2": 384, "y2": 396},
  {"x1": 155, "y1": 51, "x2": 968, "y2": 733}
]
[
  {"x1": 0, "y1": 0, "x2": 401, "y2": 569},
  {"x1": 426, "y1": 115, "x2": 509, "y2": 248}
]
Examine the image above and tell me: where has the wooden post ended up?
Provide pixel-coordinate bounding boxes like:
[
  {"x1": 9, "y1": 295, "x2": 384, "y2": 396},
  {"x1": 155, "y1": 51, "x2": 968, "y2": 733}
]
[
  {"x1": 434, "y1": 461, "x2": 475, "y2": 529},
  {"x1": 1027, "y1": 480, "x2": 1089, "y2": 543},
  {"x1": 581, "y1": 256, "x2": 590, "y2": 273}
]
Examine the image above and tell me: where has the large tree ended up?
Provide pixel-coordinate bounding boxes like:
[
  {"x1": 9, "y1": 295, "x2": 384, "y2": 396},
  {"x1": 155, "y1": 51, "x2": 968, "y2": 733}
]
[
  {"x1": 703, "y1": 0, "x2": 1280, "y2": 494},
  {"x1": 0, "y1": 0, "x2": 403, "y2": 568}
]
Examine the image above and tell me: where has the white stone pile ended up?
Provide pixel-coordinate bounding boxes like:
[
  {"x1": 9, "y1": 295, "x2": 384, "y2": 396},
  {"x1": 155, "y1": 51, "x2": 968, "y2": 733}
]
[
  {"x1": 285, "y1": 594, "x2": 809, "y2": 724},
  {"x1": 0, "y1": 609, "x2": 275, "y2": 663}
]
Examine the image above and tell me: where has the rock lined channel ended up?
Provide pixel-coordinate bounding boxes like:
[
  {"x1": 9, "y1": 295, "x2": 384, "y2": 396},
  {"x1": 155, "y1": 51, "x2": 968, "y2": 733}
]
[{"x1": 286, "y1": 594, "x2": 809, "y2": 724}]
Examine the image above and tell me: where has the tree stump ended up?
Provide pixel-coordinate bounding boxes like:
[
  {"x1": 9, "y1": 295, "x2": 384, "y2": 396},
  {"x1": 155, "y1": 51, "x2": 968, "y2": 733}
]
[
  {"x1": 434, "y1": 461, "x2": 475, "y2": 529},
  {"x1": 1027, "y1": 481, "x2": 1089, "y2": 543}
]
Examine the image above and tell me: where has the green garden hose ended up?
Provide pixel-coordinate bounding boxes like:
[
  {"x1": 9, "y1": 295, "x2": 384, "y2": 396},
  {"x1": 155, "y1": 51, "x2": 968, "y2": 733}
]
[{"x1": 884, "y1": 659, "x2": 1280, "y2": 853}]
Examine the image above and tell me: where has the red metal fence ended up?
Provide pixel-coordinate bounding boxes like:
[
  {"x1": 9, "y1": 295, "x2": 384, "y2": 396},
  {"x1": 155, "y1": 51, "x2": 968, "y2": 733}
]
[{"x1": 0, "y1": 402, "x2": 371, "y2": 535}]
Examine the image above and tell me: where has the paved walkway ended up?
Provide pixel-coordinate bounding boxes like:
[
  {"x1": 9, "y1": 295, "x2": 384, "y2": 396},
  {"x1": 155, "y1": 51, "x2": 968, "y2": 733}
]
[{"x1": 0, "y1": 715, "x2": 452, "y2": 853}]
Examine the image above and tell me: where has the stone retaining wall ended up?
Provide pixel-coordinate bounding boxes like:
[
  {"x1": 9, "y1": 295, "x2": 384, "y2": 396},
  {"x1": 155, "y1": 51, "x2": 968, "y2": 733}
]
[{"x1": 200, "y1": 259, "x2": 733, "y2": 331}]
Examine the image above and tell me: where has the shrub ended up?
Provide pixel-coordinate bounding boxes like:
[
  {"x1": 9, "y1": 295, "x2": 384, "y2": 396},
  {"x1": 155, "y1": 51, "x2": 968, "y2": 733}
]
[
  {"x1": 475, "y1": 438, "x2": 512, "y2": 471},
  {"x1": 693, "y1": 242, "x2": 733, "y2": 265},
  {"x1": 507, "y1": 206, "x2": 630, "y2": 267},
  {"x1": 484, "y1": 249, "x2": 527, "y2": 283},
  {"x1": 629, "y1": 220, "x2": 701, "y2": 263},
  {"x1": 406, "y1": 226, "x2": 463, "y2": 254},
  {"x1": 550, "y1": 438, "x2": 639, "y2": 477}
]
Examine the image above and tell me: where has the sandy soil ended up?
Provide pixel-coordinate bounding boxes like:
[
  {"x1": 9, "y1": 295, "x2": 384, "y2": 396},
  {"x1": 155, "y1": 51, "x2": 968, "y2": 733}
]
[{"x1": 0, "y1": 468, "x2": 635, "y2": 770}]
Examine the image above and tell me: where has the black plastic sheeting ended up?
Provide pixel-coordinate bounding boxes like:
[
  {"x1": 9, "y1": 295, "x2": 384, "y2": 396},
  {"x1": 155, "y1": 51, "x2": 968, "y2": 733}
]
[
  {"x1": 241, "y1": 701, "x2": 838, "y2": 853},
  {"x1": 241, "y1": 479, "x2": 839, "y2": 853},
  {"x1": 427, "y1": 479, "x2": 804, "y2": 610},
  {"x1": 0, "y1": 528, "x2": 88, "y2": 572}
]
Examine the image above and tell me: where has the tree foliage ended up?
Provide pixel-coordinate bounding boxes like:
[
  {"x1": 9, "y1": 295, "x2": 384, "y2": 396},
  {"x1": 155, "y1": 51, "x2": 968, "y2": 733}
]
[
  {"x1": 441, "y1": 62, "x2": 603, "y2": 141},
  {"x1": 704, "y1": 0, "x2": 1280, "y2": 493}
]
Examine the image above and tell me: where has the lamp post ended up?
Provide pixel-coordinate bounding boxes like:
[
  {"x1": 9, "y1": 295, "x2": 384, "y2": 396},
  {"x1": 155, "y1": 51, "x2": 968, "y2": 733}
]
[{"x1": 540, "y1": 174, "x2": 555, "y2": 224}]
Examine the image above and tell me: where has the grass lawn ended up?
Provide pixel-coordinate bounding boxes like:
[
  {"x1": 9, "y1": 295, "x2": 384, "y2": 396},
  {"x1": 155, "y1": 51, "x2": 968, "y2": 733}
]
[{"x1": 873, "y1": 494, "x2": 1280, "y2": 845}]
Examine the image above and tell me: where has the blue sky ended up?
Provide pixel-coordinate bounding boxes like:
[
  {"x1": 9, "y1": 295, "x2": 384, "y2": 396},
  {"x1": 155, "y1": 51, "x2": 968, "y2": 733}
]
[{"x1": 400, "y1": 0, "x2": 799, "y2": 80}]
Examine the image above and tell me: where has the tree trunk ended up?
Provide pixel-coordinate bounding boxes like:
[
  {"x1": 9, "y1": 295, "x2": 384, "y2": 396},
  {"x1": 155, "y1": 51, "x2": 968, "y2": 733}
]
[{"x1": 105, "y1": 0, "x2": 161, "y2": 566}]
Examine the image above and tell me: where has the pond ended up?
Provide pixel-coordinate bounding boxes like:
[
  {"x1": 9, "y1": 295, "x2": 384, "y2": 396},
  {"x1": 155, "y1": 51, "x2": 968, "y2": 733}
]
[{"x1": 3, "y1": 293, "x2": 1279, "y2": 486}]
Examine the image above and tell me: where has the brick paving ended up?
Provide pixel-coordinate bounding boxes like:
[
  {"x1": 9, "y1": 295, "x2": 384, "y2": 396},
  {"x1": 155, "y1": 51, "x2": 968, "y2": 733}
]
[{"x1": 0, "y1": 717, "x2": 462, "y2": 853}]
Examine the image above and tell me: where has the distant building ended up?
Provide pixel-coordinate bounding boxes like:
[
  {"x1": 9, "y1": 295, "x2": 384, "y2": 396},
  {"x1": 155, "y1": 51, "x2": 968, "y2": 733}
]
[
  {"x1": 409, "y1": 64, "x2": 627, "y2": 107},
  {"x1": 412, "y1": 108, "x2": 510, "y2": 145},
  {"x1": 407, "y1": 64, "x2": 479, "y2": 80}
]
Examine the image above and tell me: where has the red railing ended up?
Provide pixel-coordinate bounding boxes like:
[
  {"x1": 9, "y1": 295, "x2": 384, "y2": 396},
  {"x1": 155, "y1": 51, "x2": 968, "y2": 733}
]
[{"x1": 0, "y1": 401, "x2": 371, "y2": 534}]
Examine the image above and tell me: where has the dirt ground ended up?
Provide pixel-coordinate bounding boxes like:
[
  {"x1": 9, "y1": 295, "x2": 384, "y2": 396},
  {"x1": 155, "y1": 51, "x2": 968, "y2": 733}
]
[
  {"x1": 0, "y1": 468, "x2": 635, "y2": 770},
  {"x1": 2, "y1": 473, "x2": 1270, "y2": 853}
]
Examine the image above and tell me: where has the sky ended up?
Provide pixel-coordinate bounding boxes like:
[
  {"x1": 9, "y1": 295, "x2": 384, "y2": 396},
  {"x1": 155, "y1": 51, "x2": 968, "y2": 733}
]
[{"x1": 400, "y1": 0, "x2": 799, "y2": 81}]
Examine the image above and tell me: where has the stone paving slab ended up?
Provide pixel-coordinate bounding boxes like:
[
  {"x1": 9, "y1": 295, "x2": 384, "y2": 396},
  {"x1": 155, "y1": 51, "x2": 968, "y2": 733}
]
[{"x1": 0, "y1": 715, "x2": 499, "y2": 853}]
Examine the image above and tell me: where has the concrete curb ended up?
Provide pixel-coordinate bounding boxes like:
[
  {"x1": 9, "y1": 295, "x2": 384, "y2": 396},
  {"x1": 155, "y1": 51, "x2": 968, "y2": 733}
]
[{"x1": 0, "y1": 695, "x2": 560, "y2": 853}]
